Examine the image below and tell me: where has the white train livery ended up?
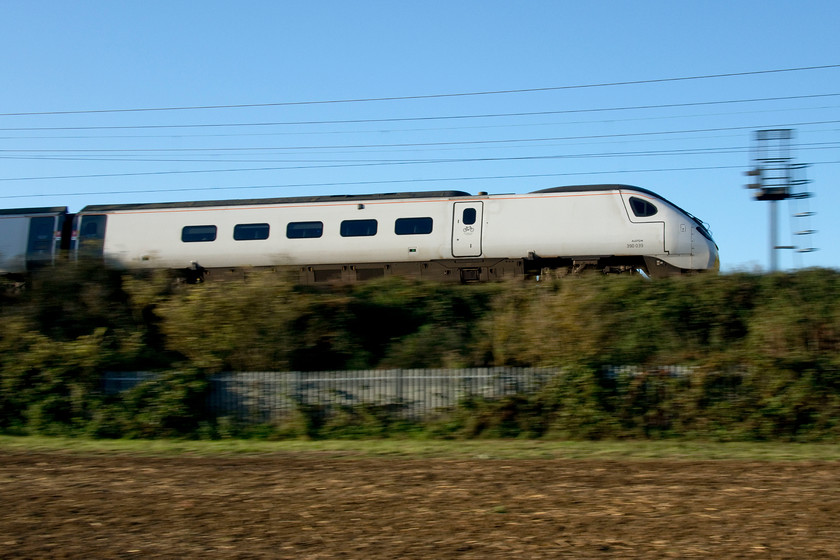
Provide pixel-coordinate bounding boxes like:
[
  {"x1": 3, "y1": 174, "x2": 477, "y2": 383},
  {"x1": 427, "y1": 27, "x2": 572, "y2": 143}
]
[{"x1": 0, "y1": 185, "x2": 718, "y2": 282}]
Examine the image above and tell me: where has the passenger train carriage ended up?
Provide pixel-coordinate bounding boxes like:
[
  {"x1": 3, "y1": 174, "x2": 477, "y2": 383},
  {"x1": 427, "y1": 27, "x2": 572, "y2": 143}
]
[
  {"x1": 0, "y1": 206, "x2": 69, "y2": 274},
  {"x1": 1, "y1": 185, "x2": 718, "y2": 282}
]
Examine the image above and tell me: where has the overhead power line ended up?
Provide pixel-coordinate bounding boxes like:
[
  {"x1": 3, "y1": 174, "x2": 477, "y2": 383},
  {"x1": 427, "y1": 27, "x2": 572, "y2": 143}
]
[
  {"x1": 0, "y1": 155, "x2": 735, "y2": 182},
  {"x1": 6, "y1": 142, "x2": 839, "y2": 166},
  {"x1": 1, "y1": 64, "x2": 838, "y2": 118},
  {"x1": 3, "y1": 161, "x2": 839, "y2": 201},
  {"x1": 0, "y1": 93, "x2": 838, "y2": 133},
  {"x1": 2, "y1": 136, "x2": 839, "y2": 182},
  {"x1": 2, "y1": 120, "x2": 838, "y2": 162}
]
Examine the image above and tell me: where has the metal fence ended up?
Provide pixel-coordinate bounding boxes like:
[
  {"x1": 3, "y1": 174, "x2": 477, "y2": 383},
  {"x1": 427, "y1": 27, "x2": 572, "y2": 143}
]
[
  {"x1": 102, "y1": 366, "x2": 713, "y2": 423},
  {"x1": 102, "y1": 368, "x2": 559, "y2": 423}
]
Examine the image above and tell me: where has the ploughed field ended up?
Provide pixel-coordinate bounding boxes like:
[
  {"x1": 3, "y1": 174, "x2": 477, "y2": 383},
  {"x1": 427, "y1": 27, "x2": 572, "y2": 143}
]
[{"x1": 2, "y1": 451, "x2": 839, "y2": 558}]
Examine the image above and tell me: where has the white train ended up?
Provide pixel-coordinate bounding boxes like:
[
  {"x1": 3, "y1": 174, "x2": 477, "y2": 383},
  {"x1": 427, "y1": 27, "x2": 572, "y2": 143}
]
[{"x1": 0, "y1": 185, "x2": 718, "y2": 282}]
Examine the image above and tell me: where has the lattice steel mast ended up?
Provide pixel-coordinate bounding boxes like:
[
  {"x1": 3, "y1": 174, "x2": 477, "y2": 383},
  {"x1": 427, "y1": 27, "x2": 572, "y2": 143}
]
[{"x1": 745, "y1": 129, "x2": 815, "y2": 271}]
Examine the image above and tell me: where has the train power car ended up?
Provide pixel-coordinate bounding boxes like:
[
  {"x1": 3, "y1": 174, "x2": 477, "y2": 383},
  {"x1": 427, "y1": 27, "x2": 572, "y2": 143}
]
[{"x1": 64, "y1": 185, "x2": 718, "y2": 283}]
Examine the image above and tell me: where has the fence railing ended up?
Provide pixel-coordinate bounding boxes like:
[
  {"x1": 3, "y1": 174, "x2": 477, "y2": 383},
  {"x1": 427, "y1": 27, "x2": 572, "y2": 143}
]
[
  {"x1": 103, "y1": 368, "x2": 560, "y2": 422},
  {"x1": 102, "y1": 366, "x2": 712, "y2": 423}
]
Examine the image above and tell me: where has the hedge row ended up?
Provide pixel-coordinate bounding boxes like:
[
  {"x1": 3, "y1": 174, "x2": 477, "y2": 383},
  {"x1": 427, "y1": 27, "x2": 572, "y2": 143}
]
[{"x1": 1, "y1": 264, "x2": 838, "y2": 439}]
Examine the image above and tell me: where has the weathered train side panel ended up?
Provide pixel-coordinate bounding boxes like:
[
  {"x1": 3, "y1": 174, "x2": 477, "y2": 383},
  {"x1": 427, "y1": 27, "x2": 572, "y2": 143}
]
[
  {"x1": 0, "y1": 207, "x2": 67, "y2": 274},
  {"x1": 0, "y1": 214, "x2": 30, "y2": 274}
]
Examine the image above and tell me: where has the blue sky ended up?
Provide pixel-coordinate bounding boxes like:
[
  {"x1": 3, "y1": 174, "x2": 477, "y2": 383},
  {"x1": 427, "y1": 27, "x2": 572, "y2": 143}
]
[{"x1": 1, "y1": 1, "x2": 838, "y2": 272}]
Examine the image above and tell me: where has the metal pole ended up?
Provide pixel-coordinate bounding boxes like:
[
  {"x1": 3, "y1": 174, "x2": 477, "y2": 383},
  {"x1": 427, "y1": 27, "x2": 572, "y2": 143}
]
[{"x1": 770, "y1": 200, "x2": 777, "y2": 271}]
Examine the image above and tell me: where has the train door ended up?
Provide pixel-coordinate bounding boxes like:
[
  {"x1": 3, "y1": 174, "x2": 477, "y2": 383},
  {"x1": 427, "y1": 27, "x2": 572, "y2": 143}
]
[
  {"x1": 75, "y1": 214, "x2": 107, "y2": 259},
  {"x1": 675, "y1": 222, "x2": 691, "y2": 255},
  {"x1": 25, "y1": 216, "x2": 58, "y2": 269},
  {"x1": 451, "y1": 202, "x2": 483, "y2": 257}
]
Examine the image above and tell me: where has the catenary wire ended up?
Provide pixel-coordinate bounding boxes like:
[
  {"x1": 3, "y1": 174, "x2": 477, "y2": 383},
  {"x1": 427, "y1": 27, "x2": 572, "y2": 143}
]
[
  {"x1": 2, "y1": 142, "x2": 838, "y2": 164},
  {"x1": 2, "y1": 161, "x2": 838, "y2": 200},
  {"x1": 1, "y1": 93, "x2": 838, "y2": 133},
  {"x1": 2, "y1": 120, "x2": 839, "y2": 153},
  {"x1": 2, "y1": 143, "x2": 838, "y2": 183},
  {"x1": 1, "y1": 64, "x2": 838, "y2": 117},
  {"x1": 1, "y1": 120, "x2": 838, "y2": 173}
]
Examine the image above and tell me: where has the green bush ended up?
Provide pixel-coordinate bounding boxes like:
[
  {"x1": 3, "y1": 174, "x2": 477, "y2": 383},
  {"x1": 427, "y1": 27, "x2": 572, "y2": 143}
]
[{"x1": 2, "y1": 268, "x2": 839, "y2": 440}]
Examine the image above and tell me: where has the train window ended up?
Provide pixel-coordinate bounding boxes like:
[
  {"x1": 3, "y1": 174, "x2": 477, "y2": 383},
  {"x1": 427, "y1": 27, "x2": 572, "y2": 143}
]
[
  {"x1": 80, "y1": 215, "x2": 106, "y2": 239},
  {"x1": 340, "y1": 219, "x2": 378, "y2": 237},
  {"x1": 182, "y1": 225, "x2": 217, "y2": 242},
  {"x1": 26, "y1": 216, "x2": 56, "y2": 267},
  {"x1": 629, "y1": 197, "x2": 658, "y2": 217},
  {"x1": 233, "y1": 223, "x2": 270, "y2": 241},
  {"x1": 27, "y1": 217, "x2": 55, "y2": 255},
  {"x1": 395, "y1": 217, "x2": 433, "y2": 235},
  {"x1": 287, "y1": 221, "x2": 323, "y2": 239},
  {"x1": 77, "y1": 214, "x2": 107, "y2": 258},
  {"x1": 462, "y1": 208, "x2": 477, "y2": 225}
]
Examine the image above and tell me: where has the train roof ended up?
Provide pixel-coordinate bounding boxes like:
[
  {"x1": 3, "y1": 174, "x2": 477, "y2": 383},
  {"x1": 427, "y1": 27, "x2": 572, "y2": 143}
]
[
  {"x1": 530, "y1": 184, "x2": 660, "y2": 197},
  {"x1": 533, "y1": 184, "x2": 704, "y2": 227},
  {"x1": 79, "y1": 190, "x2": 473, "y2": 212},
  {"x1": 0, "y1": 206, "x2": 68, "y2": 216},
  {"x1": 76, "y1": 185, "x2": 669, "y2": 213}
]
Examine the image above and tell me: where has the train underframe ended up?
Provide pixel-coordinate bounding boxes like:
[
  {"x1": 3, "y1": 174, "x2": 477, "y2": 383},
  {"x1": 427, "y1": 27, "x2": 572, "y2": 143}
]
[{"x1": 185, "y1": 254, "x2": 688, "y2": 284}]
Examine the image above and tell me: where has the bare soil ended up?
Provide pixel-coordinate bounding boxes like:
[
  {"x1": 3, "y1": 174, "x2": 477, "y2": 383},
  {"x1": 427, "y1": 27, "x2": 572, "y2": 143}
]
[{"x1": 1, "y1": 451, "x2": 839, "y2": 559}]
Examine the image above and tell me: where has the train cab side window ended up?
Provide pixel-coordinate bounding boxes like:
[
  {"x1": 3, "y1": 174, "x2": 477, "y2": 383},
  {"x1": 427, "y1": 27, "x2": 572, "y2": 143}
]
[
  {"x1": 286, "y1": 221, "x2": 323, "y2": 239},
  {"x1": 233, "y1": 223, "x2": 270, "y2": 241},
  {"x1": 462, "y1": 208, "x2": 477, "y2": 225},
  {"x1": 182, "y1": 225, "x2": 217, "y2": 242},
  {"x1": 395, "y1": 217, "x2": 433, "y2": 235},
  {"x1": 340, "y1": 219, "x2": 378, "y2": 237},
  {"x1": 629, "y1": 197, "x2": 658, "y2": 217}
]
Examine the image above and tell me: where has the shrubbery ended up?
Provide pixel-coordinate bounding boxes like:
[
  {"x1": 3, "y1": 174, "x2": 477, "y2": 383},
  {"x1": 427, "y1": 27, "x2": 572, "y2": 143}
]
[{"x1": 1, "y1": 264, "x2": 838, "y2": 440}]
